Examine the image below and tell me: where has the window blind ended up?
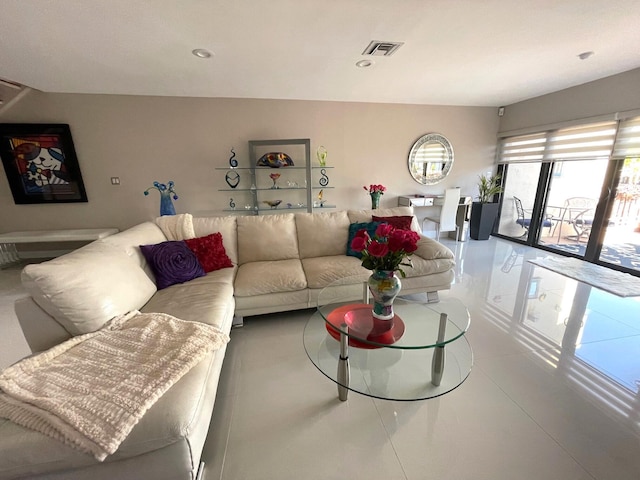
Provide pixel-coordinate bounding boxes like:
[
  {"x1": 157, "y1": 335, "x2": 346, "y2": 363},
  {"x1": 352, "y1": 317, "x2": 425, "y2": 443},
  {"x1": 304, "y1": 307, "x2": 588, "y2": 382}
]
[
  {"x1": 498, "y1": 121, "x2": 617, "y2": 164},
  {"x1": 612, "y1": 116, "x2": 640, "y2": 159}
]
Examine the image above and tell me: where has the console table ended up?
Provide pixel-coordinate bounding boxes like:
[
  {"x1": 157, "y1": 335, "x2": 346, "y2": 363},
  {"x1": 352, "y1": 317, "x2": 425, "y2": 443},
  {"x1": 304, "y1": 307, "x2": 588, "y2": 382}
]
[
  {"x1": 0, "y1": 228, "x2": 119, "y2": 268},
  {"x1": 398, "y1": 194, "x2": 472, "y2": 241}
]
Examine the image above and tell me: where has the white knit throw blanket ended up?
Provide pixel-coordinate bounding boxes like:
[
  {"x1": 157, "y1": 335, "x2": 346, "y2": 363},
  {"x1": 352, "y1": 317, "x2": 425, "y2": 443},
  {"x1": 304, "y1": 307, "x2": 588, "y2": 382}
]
[
  {"x1": 155, "y1": 213, "x2": 196, "y2": 240},
  {"x1": 0, "y1": 311, "x2": 229, "y2": 461}
]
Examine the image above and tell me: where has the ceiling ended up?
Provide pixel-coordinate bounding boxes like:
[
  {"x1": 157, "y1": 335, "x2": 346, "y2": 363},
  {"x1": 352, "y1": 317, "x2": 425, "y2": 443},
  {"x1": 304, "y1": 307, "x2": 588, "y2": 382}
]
[{"x1": 1, "y1": 0, "x2": 640, "y2": 107}]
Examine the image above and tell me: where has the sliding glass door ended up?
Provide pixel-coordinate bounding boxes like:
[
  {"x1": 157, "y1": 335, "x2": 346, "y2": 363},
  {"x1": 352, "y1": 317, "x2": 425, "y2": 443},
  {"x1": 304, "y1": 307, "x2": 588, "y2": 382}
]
[
  {"x1": 539, "y1": 159, "x2": 609, "y2": 257},
  {"x1": 599, "y1": 157, "x2": 640, "y2": 272},
  {"x1": 495, "y1": 117, "x2": 640, "y2": 276},
  {"x1": 496, "y1": 163, "x2": 543, "y2": 241}
]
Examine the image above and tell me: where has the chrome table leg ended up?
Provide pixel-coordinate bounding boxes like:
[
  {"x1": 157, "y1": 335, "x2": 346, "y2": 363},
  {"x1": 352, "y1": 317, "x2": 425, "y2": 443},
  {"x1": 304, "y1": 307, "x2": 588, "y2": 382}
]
[
  {"x1": 337, "y1": 322, "x2": 349, "y2": 401},
  {"x1": 431, "y1": 312, "x2": 447, "y2": 386}
]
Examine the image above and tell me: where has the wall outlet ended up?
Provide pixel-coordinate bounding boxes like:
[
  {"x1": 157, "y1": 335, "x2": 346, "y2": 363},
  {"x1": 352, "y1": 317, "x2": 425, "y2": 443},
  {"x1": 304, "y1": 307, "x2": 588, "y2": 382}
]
[{"x1": 110, "y1": 177, "x2": 120, "y2": 185}]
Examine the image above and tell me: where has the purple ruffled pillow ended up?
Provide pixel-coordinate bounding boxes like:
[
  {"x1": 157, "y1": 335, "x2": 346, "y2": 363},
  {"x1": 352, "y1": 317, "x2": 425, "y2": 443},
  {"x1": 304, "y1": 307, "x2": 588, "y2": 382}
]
[{"x1": 140, "y1": 241, "x2": 205, "y2": 290}]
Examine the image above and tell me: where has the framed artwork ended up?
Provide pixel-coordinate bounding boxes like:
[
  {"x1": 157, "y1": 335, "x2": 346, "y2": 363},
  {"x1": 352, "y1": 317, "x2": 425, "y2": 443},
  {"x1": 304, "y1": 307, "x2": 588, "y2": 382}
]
[{"x1": 0, "y1": 123, "x2": 88, "y2": 204}]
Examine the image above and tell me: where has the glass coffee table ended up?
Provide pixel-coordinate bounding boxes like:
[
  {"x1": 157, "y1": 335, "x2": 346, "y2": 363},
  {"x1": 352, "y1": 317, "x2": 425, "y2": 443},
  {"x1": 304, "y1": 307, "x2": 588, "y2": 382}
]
[{"x1": 303, "y1": 280, "x2": 472, "y2": 401}]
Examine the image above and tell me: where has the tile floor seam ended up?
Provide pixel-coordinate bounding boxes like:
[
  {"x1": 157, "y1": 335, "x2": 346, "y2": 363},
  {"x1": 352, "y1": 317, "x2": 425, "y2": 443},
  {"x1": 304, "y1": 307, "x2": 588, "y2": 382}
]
[
  {"x1": 371, "y1": 398, "x2": 410, "y2": 480},
  {"x1": 215, "y1": 390, "x2": 236, "y2": 480}
]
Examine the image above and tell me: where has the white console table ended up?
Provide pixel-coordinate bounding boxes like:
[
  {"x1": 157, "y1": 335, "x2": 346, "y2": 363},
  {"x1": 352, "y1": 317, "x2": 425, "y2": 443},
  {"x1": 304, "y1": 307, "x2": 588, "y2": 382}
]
[
  {"x1": 0, "y1": 228, "x2": 119, "y2": 268},
  {"x1": 398, "y1": 195, "x2": 472, "y2": 241}
]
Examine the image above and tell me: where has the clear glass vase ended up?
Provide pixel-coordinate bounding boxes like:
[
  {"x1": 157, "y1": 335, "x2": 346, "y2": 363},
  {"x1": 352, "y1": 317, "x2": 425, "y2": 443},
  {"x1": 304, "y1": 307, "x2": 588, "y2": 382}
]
[{"x1": 368, "y1": 269, "x2": 401, "y2": 321}]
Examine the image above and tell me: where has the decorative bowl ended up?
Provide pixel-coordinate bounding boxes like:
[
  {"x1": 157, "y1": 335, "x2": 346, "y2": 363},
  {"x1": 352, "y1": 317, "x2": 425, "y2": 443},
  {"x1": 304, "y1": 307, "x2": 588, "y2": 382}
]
[{"x1": 256, "y1": 152, "x2": 294, "y2": 168}]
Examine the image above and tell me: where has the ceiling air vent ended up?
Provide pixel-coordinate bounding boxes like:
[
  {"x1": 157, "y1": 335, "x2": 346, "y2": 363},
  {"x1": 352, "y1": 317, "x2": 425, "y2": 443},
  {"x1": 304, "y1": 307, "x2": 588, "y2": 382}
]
[{"x1": 362, "y1": 41, "x2": 404, "y2": 57}]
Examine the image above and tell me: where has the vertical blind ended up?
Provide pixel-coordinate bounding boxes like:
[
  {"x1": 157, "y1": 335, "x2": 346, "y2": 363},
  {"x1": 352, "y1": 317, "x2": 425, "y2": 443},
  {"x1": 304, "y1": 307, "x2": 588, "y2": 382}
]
[{"x1": 498, "y1": 121, "x2": 618, "y2": 163}]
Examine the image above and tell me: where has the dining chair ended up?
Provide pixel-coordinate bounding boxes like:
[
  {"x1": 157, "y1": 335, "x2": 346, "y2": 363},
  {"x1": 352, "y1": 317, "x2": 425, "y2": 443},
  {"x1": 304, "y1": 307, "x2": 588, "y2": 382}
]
[{"x1": 423, "y1": 188, "x2": 461, "y2": 241}]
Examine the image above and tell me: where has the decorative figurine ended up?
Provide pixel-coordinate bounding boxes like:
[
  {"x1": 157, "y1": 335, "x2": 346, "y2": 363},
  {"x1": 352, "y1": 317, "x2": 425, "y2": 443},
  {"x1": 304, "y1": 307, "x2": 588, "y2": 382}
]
[
  {"x1": 229, "y1": 147, "x2": 238, "y2": 168},
  {"x1": 269, "y1": 172, "x2": 281, "y2": 189},
  {"x1": 319, "y1": 168, "x2": 329, "y2": 187},
  {"x1": 263, "y1": 200, "x2": 282, "y2": 209},
  {"x1": 144, "y1": 181, "x2": 179, "y2": 216},
  {"x1": 225, "y1": 169, "x2": 240, "y2": 188},
  {"x1": 317, "y1": 145, "x2": 327, "y2": 167}
]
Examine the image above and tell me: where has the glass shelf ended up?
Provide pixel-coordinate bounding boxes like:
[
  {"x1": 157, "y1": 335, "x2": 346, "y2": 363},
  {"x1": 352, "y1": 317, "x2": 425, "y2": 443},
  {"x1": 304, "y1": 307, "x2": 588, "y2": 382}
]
[{"x1": 217, "y1": 166, "x2": 333, "y2": 170}]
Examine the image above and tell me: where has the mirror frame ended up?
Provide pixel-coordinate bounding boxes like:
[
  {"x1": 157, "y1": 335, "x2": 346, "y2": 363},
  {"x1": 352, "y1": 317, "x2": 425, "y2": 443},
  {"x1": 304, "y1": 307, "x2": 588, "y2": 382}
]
[{"x1": 407, "y1": 133, "x2": 454, "y2": 185}]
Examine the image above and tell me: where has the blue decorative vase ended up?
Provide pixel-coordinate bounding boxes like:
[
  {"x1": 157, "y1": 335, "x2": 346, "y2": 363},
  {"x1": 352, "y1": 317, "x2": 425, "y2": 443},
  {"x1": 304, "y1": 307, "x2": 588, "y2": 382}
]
[
  {"x1": 159, "y1": 191, "x2": 176, "y2": 216},
  {"x1": 368, "y1": 270, "x2": 401, "y2": 320},
  {"x1": 144, "y1": 180, "x2": 178, "y2": 216}
]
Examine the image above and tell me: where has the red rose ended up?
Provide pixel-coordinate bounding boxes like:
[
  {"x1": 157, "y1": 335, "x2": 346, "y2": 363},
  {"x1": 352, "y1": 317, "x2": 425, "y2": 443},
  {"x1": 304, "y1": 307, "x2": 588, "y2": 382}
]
[
  {"x1": 368, "y1": 240, "x2": 389, "y2": 258},
  {"x1": 387, "y1": 230, "x2": 406, "y2": 252},
  {"x1": 350, "y1": 236, "x2": 367, "y2": 252},
  {"x1": 354, "y1": 228, "x2": 370, "y2": 239},
  {"x1": 375, "y1": 223, "x2": 394, "y2": 238}
]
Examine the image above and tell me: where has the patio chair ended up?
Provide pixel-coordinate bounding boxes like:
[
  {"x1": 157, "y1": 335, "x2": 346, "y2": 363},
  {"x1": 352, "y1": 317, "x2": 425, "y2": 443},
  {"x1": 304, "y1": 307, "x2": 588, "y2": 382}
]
[{"x1": 514, "y1": 196, "x2": 553, "y2": 236}]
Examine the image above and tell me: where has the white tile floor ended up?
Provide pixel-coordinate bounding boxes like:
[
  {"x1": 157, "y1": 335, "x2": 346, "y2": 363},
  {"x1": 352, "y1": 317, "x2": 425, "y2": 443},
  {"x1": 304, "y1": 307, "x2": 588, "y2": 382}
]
[{"x1": 2, "y1": 237, "x2": 640, "y2": 480}]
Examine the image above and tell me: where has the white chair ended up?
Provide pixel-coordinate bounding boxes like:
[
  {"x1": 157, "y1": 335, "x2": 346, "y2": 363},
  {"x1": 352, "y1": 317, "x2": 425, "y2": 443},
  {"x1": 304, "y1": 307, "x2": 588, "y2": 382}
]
[{"x1": 423, "y1": 188, "x2": 461, "y2": 241}]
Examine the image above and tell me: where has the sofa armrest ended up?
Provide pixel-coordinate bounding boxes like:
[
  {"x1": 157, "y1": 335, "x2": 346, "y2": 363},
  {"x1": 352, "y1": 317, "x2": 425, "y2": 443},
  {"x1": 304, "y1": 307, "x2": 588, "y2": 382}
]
[
  {"x1": 413, "y1": 235, "x2": 454, "y2": 261},
  {"x1": 14, "y1": 296, "x2": 71, "y2": 353}
]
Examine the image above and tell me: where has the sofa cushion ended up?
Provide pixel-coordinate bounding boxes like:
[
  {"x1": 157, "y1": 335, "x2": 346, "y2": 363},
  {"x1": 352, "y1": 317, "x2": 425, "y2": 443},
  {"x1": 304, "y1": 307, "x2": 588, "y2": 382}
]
[
  {"x1": 237, "y1": 213, "x2": 300, "y2": 264},
  {"x1": 372, "y1": 215, "x2": 413, "y2": 230},
  {"x1": 184, "y1": 233, "x2": 233, "y2": 273},
  {"x1": 21, "y1": 242, "x2": 157, "y2": 336},
  {"x1": 140, "y1": 241, "x2": 206, "y2": 290},
  {"x1": 140, "y1": 269, "x2": 236, "y2": 330},
  {"x1": 346, "y1": 221, "x2": 380, "y2": 258},
  {"x1": 192, "y1": 215, "x2": 238, "y2": 265},
  {"x1": 348, "y1": 206, "x2": 421, "y2": 232},
  {"x1": 234, "y1": 259, "x2": 307, "y2": 296},
  {"x1": 302, "y1": 256, "x2": 369, "y2": 289},
  {"x1": 295, "y1": 210, "x2": 351, "y2": 259},
  {"x1": 101, "y1": 222, "x2": 168, "y2": 280}
]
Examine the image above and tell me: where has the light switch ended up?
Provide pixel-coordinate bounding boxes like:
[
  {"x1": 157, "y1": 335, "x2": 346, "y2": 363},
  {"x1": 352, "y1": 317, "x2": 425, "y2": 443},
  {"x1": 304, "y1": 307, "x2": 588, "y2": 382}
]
[{"x1": 111, "y1": 177, "x2": 120, "y2": 185}]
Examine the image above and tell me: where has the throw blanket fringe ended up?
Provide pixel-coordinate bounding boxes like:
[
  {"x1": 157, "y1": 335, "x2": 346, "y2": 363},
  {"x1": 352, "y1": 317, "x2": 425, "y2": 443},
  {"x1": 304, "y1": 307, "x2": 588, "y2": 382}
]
[
  {"x1": 155, "y1": 213, "x2": 196, "y2": 240},
  {"x1": 0, "y1": 311, "x2": 229, "y2": 461}
]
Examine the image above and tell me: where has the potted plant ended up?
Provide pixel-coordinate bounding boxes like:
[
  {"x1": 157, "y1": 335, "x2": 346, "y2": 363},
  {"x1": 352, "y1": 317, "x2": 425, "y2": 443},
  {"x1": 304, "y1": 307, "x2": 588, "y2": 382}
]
[{"x1": 470, "y1": 173, "x2": 503, "y2": 240}]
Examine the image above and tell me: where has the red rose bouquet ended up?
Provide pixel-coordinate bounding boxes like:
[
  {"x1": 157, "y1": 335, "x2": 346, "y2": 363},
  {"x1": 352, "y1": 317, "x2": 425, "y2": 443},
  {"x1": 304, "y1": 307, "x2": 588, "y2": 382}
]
[
  {"x1": 350, "y1": 223, "x2": 420, "y2": 277},
  {"x1": 363, "y1": 184, "x2": 386, "y2": 194}
]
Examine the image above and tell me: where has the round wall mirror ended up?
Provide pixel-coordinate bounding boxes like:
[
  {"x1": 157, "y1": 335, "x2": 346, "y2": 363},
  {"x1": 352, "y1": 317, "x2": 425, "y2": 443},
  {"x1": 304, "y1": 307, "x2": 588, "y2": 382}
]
[{"x1": 407, "y1": 133, "x2": 454, "y2": 185}]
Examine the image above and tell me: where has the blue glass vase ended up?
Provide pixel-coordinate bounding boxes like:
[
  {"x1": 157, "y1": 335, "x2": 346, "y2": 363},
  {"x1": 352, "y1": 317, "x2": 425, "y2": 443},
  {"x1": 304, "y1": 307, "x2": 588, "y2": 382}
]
[{"x1": 159, "y1": 191, "x2": 176, "y2": 216}]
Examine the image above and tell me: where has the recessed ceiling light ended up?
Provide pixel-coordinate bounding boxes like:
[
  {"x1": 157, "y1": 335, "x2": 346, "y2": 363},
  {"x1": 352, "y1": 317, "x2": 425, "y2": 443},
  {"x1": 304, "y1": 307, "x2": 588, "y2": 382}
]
[
  {"x1": 356, "y1": 60, "x2": 373, "y2": 68},
  {"x1": 192, "y1": 48, "x2": 213, "y2": 59},
  {"x1": 577, "y1": 51, "x2": 594, "y2": 60}
]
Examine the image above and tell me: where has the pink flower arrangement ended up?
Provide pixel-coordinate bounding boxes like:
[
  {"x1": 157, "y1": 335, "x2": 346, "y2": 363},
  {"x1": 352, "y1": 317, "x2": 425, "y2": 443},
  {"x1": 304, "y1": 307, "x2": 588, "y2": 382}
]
[
  {"x1": 363, "y1": 184, "x2": 386, "y2": 194},
  {"x1": 350, "y1": 223, "x2": 420, "y2": 277}
]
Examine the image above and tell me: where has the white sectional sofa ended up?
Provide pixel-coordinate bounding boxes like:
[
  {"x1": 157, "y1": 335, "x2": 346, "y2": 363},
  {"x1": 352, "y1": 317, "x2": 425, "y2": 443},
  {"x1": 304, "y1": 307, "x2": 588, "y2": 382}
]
[{"x1": 0, "y1": 206, "x2": 454, "y2": 480}]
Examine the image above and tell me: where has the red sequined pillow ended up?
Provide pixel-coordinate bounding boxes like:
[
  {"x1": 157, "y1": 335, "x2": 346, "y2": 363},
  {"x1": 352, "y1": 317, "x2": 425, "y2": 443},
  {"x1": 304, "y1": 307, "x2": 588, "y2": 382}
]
[
  {"x1": 372, "y1": 215, "x2": 413, "y2": 231},
  {"x1": 184, "y1": 233, "x2": 233, "y2": 273}
]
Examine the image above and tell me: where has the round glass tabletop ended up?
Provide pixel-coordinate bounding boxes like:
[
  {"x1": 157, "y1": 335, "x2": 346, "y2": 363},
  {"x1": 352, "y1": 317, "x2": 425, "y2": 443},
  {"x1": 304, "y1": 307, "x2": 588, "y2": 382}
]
[{"x1": 303, "y1": 279, "x2": 473, "y2": 401}]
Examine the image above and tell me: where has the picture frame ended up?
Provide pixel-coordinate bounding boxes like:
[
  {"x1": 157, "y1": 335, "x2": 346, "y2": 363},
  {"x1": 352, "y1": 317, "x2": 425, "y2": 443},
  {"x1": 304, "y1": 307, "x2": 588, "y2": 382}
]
[{"x1": 0, "y1": 123, "x2": 88, "y2": 204}]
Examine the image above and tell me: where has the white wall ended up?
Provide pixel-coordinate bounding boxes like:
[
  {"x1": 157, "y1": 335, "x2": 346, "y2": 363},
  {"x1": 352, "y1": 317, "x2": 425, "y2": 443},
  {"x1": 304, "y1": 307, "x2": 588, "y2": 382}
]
[
  {"x1": 0, "y1": 91, "x2": 499, "y2": 232},
  {"x1": 499, "y1": 67, "x2": 640, "y2": 133}
]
